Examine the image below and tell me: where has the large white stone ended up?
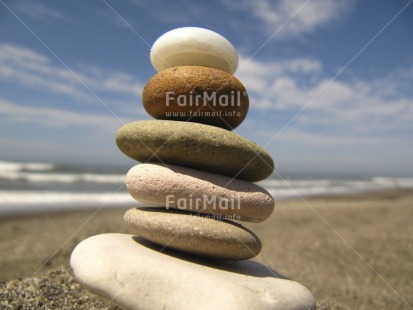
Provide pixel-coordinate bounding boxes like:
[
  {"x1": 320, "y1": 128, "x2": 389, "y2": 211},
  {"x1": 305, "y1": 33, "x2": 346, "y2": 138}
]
[
  {"x1": 70, "y1": 233, "x2": 316, "y2": 310},
  {"x1": 150, "y1": 27, "x2": 238, "y2": 74}
]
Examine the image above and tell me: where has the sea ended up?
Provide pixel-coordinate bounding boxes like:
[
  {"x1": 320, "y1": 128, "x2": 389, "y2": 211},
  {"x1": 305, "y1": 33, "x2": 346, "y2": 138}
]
[{"x1": 1, "y1": 160, "x2": 413, "y2": 216}]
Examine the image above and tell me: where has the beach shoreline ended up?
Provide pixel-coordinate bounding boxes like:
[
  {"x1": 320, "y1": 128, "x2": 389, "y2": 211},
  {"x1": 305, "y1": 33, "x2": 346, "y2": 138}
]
[{"x1": 1, "y1": 189, "x2": 412, "y2": 309}]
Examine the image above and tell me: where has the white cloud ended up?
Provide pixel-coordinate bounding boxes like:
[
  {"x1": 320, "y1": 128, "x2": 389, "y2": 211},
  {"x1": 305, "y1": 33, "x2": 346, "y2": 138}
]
[
  {"x1": 0, "y1": 43, "x2": 147, "y2": 130},
  {"x1": 0, "y1": 44, "x2": 143, "y2": 104},
  {"x1": 0, "y1": 44, "x2": 90, "y2": 101},
  {"x1": 236, "y1": 54, "x2": 413, "y2": 137},
  {"x1": 259, "y1": 121, "x2": 413, "y2": 175},
  {"x1": 13, "y1": 2, "x2": 68, "y2": 22},
  {"x1": 238, "y1": 56, "x2": 321, "y2": 76},
  {"x1": 237, "y1": 56, "x2": 321, "y2": 92},
  {"x1": 0, "y1": 98, "x2": 130, "y2": 129},
  {"x1": 224, "y1": 0, "x2": 355, "y2": 37}
]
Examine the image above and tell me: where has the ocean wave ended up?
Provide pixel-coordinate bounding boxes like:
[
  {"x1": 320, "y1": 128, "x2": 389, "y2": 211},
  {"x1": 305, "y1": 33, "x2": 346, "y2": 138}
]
[
  {"x1": 372, "y1": 177, "x2": 413, "y2": 188},
  {"x1": 0, "y1": 190, "x2": 135, "y2": 205},
  {"x1": 261, "y1": 177, "x2": 413, "y2": 199},
  {"x1": 0, "y1": 191, "x2": 137, "y2": 215},
  {"x1": 0, "y1": 160, "x2": 127, "y2": 184},
  {"x1": 257, "y1": 179, "x2": 331, "y2": 188},
  {"x1": 1, "y1": 160, "x2": 413, "y2": 215},
  {"x1": 0, "y1": 170, "x2": 125, "y2": 184},
  {"x1": 0, "y1": 160, "x2": 55, "y2": 172}
]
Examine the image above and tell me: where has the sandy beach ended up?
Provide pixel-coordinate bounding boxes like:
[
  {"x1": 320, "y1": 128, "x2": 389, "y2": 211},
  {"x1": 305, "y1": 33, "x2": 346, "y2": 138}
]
[{"x1": 1, "y1": 189, "x2": 412, "y2": 309}]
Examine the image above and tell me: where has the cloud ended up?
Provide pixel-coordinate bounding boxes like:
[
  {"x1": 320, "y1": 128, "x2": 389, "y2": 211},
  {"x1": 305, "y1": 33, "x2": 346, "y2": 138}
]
[
  {"x1": 112, "y1": 0, "x2": 355, "y2": 41},
  {"x1": 236, "y1": 55, "x2": 413, "y2": 138},
  {"x1": 0, "y1": 44, "x2": 91, "y2": 102},
  {"x1": 237, "y1": 56, "x2": 321, "y2": 92},
  {"x1": 224, "y1": 0, "x2": 355, "y2": 37},
  {"x1": 0, "y1": 98, "x2": 129, "y2": 129},
  {"x1": 120, "y1": 0, "x2": 355, "y2": 38},
  {"x1": 13, "y1": 1, "x2": 68, "y2": 22},
  {"x1": 0, "y1": 44, "x2": 144, "y2": 105}
]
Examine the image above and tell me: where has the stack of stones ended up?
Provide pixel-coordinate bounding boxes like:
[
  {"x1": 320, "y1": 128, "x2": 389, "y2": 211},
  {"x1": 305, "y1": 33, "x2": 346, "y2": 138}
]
[
  {"x1": 70, "y1": 27, "x2": 316, "y2": 310},
  {"x1": 118, "y1": 27, "x2": 275, "y2": 260}
]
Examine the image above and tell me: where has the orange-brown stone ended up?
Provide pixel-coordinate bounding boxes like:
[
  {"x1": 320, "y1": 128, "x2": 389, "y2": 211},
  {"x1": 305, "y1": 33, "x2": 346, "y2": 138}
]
[{"x1": 142, "y1": 66, "x2": 249, "y2": 130}]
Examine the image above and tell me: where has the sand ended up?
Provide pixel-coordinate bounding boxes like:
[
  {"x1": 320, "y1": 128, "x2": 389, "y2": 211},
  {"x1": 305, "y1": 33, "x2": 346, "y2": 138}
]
[{"x1": 1, "y1": 189, "x2": 412, "y2": 309}]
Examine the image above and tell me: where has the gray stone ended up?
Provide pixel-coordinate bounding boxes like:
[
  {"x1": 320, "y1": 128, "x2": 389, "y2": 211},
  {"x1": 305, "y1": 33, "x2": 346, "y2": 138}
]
[
  {"x1": 126, "y1": 163, "x2": 274, "y2": 222},
  {"x1": 70, "y1": 233, "x2": 316, "y2": 310},
  {"x1": 124, "y1": 207, "x2": 261, "y2": 260},
  {"x1": 115, "y1": 120, "x2": 274, "y2": 182}
]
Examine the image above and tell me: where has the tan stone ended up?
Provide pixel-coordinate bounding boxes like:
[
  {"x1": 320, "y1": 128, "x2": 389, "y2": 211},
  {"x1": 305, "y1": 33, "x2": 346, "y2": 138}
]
[
  {"x1": 142, "y1": 66, "x2": 249, "y2": 130},
  {"x1": 126, "y1": 163, "x2": 274, "y2": 222},
  {"x1": 124, "y1": 207, "x2": 261, "y2": 260},
  {"x1": 116, "y1": 120, "x2": 275, "y2": 182}
]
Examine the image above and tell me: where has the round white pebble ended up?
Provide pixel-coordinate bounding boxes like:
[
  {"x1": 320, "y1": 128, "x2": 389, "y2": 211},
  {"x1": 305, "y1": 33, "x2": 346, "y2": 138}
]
[{"x1": 150, "y1": 27, "x2": 238, "y2": 74}]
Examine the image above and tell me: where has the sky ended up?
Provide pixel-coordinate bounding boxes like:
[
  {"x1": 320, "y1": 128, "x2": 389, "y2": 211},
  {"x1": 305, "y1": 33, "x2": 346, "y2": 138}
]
[{"x1": 0, "y1": 0, "x2": 412, "y2": 177}]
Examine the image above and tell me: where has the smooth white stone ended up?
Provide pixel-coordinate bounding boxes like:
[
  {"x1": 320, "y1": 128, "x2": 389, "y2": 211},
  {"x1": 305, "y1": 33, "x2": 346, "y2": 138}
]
[
  {"x1": 150, "y1": 27, "x2": 238, "y2": 74},
  {"x1": 126, "y1": 163, "x2": 274, "y2": 223},
  {"x1": 71, "y1": 233, "x2": 316, "y2": 310}
]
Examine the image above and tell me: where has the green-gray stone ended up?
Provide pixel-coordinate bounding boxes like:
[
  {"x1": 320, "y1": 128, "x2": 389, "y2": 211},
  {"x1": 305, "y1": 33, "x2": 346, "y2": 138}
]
[{"x1": 116, "y1": 120, "x2": 274, "y2": 182}]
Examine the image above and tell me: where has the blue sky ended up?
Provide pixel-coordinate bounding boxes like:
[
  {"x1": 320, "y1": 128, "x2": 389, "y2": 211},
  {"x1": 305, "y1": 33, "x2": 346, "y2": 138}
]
[{"x1": 0, "y1": 0, "x2": 412, "y2": 177}]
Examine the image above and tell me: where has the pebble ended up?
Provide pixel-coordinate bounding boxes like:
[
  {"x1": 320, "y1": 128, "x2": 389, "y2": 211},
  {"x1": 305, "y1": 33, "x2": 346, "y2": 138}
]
[
  {"x1": 116, "y1": 120, "x2": 274, "y2": 182},
  {"x1": 126, "y1": 163, "x2": 274, "y2": 222},
  {"x1": 124, "y1": 207, "x2": 261, "y2": 260},
  {"x1": 70, "y1": 233, "x2": 317, "y2": 310},
  {"x1": 151, "y1": 27, "x2": 238, "y2": 74},
  {"x1": 142, "y1": 65, "x2": 249, "y2": 130}
]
